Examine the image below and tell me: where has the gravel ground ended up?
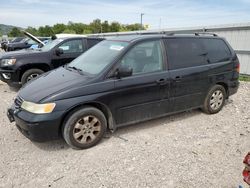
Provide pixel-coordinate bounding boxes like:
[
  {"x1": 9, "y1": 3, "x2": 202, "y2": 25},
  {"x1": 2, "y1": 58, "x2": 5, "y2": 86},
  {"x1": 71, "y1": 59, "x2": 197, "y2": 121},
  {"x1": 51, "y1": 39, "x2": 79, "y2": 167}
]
[{"x1": 0, "y1": 81, "x2": 249, "y2": 188}]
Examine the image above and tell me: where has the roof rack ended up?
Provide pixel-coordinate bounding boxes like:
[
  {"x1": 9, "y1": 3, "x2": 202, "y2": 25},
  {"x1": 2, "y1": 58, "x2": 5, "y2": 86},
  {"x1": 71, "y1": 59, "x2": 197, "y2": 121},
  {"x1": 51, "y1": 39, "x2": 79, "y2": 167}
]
[
  {"x1": 138, "y1": 31, "x2": 175, "y2": 36},
  {"x1": 194, "y1": 32, "x2": 218, "y2": 37}
]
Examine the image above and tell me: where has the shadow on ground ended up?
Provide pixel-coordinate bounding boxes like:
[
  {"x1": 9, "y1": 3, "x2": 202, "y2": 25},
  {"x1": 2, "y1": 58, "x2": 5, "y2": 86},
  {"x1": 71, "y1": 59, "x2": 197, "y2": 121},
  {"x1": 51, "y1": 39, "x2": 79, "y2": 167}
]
[{"x1": 32, "y1": 109, "x2": 202, "y2": 151}]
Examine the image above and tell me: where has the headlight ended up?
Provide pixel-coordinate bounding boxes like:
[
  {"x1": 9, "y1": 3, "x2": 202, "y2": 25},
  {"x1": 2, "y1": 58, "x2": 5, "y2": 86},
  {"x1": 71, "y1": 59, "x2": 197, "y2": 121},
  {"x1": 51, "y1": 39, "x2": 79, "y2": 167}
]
[
  {"x1": 1, "y1": 59, "x2": 16, "y2": 66},
  {"x1": 21, "y1": 101, "x2": 56, "y2": 114}
]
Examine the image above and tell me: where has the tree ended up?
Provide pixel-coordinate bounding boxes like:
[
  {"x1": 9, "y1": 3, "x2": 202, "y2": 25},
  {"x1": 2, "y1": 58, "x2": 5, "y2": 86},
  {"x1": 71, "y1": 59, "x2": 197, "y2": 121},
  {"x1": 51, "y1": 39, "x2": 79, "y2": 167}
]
[
  {"x1": 63, "y1": 29, "x2": 76, "y2": 34},
  {"x1": 101, "y1": 21, "x2": 110, "y2": 33},
  {"x1": 90, "y1": 19, "x2": 102, "y2": 33},
  {"x1": 25, "y1": 27, "x2": 38, "y2": 36},
  {"x1": 9, "y1": 27, "x2": 23, "y2": 37},
  {"x1": 52, "y1": 23, "x2": 66, "y2": 34},
  {"x1": 38, "y1": 25, "x2": 54, "y2": 36},
  {"x1": 110, "y1": 22, "x2": 120, "y2": 32}
]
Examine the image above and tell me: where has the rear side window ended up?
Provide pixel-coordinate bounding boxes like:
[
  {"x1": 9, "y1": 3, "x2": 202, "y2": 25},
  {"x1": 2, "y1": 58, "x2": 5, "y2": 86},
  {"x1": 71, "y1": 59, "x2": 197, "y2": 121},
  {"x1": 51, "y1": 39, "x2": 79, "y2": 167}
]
[
  {"x1": 87, "y1": 39, "x2": 102, "y2": 49},
  {"x1": 201, "y1": 39, "x2": 231, "y2": 63},
  {"x1": 165, "y1": 38, "x2": 206, "y2": 70}
]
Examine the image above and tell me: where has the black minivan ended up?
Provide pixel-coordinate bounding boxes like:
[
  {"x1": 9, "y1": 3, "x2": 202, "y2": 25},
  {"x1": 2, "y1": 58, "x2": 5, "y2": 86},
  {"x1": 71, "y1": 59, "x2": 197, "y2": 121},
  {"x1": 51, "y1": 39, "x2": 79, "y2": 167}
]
[{"x1": 7, "y1": 34, "x2": 240, "y2": 149}]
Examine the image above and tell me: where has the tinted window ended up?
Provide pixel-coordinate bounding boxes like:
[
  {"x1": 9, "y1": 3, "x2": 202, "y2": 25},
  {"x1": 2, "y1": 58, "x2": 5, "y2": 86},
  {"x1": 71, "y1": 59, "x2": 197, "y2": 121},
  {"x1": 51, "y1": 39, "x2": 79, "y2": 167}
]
[
  {"x1": 121, "y1": 40, "x2": 164, "y2": 75},
  {"x1": 166, "y1": 38, "x2": 206, "y2": 70},
  {"x1": 87, "y1": 39, "x2": 102, "y2": 49},
  {"x1": 59, "y1": 39, "x2": 83, "y2": 53},
  {"x1": 201, "y1": 39, "x2": 231, "y2": 63}
]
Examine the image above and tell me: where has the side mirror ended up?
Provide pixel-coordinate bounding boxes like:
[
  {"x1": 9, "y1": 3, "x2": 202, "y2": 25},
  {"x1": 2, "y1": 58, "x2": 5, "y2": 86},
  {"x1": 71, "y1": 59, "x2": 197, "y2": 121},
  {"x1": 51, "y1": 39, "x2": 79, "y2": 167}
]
[
  {"x1": 55, "y1": 48, "x2": 64, "y2": 56},
  {"x1": 115, "y1": 66, "x2": 133, "y2": 79}
]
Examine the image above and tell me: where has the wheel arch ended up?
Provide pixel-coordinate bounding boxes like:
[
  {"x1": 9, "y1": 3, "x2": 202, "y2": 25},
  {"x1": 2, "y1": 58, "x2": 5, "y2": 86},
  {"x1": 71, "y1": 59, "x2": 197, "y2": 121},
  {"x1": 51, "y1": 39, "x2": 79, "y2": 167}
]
[
  {"x1": 216, "y1": 82, "x2": 229, "y2": 98},
  {"x1": 19, "y1": 63, "x2": 51, "y2": 81},
  {"x1": 60, "y1": 101, "x2": 115, "y2": 135}
]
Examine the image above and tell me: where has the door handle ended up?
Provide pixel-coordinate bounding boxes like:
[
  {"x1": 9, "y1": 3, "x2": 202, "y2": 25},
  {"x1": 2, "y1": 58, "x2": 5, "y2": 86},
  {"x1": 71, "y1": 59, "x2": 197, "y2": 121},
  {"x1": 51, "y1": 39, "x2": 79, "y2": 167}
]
[
  {"x1": 156, "y1": 78, "x2": 167, "y2": 85},
  {"x1": 173, "y1": 76, "x2": 182, "y2": 82}
]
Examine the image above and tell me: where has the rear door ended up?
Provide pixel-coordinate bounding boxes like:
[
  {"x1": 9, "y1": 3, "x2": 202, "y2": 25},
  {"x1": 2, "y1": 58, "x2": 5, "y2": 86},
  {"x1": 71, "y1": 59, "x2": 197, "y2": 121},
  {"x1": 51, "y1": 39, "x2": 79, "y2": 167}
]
[
  {"x1": 165, "y1": 38, "x2": 210, "y2": 111},
  {"x1": 51, "y1": 39, "x2": 85, "y2": 68},
  {"x1": 110, "y1": 39, "x2": 171, "y2": 126}
]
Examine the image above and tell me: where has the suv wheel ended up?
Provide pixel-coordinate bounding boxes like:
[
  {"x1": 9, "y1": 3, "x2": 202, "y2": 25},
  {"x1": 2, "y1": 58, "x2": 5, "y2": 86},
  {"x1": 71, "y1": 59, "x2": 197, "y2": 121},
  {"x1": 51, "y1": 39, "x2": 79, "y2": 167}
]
[
  {"x1": 62, "y1": 107, "x2": 107, "y2": 149},
  {"x1": 21, "y1": 69, "x2": 44, "y2": 85},
  {"x1": 203, "y1": 85, "x2": 226, "y2": 114}
]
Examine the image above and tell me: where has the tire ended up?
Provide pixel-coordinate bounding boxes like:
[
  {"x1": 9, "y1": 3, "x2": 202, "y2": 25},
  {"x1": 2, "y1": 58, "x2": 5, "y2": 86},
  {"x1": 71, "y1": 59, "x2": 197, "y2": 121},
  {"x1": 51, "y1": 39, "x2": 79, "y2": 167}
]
[
  {"x1": 202, "y1": 84, "x2": 226, "y2": 114},
  {"x1": 62, "y1": 107, "x2": 107, "y2": 149},
  {"x1": 21, "y1": 69, "x2": 44, "y2": 86}
]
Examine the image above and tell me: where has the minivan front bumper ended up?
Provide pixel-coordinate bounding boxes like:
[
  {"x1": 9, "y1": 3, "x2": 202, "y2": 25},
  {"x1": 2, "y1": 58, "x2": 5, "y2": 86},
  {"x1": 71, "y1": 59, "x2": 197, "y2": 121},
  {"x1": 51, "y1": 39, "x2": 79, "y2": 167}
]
[{"x1": 7, "y1": 107, "x2": 64, "y2": 142}]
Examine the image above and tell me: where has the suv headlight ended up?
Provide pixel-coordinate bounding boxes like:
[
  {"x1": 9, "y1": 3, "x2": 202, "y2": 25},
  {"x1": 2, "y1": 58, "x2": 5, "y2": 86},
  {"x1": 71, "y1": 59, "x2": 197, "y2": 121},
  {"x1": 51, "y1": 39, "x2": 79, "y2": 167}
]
[
  {"x1": 21, "y1": 101, "x2": 56, "y2": 114},
  {"x1": 1, "y1": 59, "x2": 16, "y2": 66}
]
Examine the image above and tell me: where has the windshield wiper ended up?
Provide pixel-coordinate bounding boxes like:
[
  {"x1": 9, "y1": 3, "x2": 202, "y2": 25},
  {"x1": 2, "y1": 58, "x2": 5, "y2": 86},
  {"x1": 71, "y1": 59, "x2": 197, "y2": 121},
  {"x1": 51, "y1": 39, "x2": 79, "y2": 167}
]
[{"x1": 67, "y1": 66, "x2": 84, "y2": 75}]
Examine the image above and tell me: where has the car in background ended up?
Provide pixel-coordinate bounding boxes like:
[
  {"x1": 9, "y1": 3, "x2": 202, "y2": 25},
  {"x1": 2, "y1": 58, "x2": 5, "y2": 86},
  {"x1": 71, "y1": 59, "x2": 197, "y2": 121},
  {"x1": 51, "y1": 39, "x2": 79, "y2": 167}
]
[
  {"x1": 7, "y1": 33, "x2": 239, "y2": 149},
  {"x1": 0, "y1": 36, "x2": 104, "y2": 87},
  {"x1": 1, "y1": 37, "x2": 26, "y2": 51},
  {"x1": 6, "y1": 37, "x2": 50, "y2": 51}
]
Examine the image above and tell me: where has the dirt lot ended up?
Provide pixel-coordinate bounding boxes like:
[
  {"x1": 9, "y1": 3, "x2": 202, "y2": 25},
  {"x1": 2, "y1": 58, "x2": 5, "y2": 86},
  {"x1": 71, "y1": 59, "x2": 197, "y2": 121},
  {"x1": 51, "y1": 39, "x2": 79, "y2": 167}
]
[{"x1": 0, "y1": 81, "x2": 249, "y2": 188}]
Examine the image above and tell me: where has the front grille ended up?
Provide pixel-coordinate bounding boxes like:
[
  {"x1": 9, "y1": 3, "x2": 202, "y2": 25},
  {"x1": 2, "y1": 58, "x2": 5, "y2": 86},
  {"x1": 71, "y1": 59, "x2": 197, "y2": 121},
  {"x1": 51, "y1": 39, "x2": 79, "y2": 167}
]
[{"x1": 14, "y1": 96, "x2": 23, "y2": 108}]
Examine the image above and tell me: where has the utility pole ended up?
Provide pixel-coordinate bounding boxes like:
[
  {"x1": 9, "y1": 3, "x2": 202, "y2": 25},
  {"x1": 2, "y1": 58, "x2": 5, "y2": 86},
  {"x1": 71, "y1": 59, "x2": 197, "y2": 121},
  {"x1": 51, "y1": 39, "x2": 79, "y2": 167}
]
[{"x1": 140, "y1": 13, "x2": 145, "y2": 30}]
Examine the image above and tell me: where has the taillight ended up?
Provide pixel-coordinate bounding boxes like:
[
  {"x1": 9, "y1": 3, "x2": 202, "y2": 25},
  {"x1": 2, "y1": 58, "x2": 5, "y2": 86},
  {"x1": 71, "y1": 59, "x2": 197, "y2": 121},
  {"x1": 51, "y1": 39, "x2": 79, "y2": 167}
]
[{"x1": 236, "y1": 63, "x2": 240, "y2": 73}]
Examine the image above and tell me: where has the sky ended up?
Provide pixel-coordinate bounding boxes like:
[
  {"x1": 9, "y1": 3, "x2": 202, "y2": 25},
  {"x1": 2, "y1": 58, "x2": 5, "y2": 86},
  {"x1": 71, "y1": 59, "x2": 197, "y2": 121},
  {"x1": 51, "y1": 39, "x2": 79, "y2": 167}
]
[{"x1": 1, "y1": 0, "x2": 250, "y2": 29}]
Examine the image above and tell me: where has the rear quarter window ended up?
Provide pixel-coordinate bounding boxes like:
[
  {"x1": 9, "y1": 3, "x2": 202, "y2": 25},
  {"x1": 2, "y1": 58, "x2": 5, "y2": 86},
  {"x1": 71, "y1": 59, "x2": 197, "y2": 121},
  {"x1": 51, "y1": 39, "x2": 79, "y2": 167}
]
[
  {"x1": 87, "y1": 39, "x2": 102, "y2": 49},
  {"x1": 165, "y1": 38, "x2": 207, "y2": 70},
  {"x1": 201, "y1": 38, "x2": 232, "y2": 63}
]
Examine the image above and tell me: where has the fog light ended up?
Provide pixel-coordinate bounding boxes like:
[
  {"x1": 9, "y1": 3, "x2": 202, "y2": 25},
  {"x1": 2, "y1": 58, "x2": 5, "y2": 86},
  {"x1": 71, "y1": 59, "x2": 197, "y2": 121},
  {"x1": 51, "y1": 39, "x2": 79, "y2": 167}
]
[{"x1": 2, "y1": 73, "x2": 11, "y2": 79}]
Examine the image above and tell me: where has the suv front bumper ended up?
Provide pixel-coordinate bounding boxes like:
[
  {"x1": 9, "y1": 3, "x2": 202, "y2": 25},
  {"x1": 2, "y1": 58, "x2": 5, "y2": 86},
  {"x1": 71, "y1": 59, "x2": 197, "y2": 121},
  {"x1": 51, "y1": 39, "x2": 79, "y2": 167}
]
[{"x1": 0, "y1": 69, "x2": 20, "y2": 86}]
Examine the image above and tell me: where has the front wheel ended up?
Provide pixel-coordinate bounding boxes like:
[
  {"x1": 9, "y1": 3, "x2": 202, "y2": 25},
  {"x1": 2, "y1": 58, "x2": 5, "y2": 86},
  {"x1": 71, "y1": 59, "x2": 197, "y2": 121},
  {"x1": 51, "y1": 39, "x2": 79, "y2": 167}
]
[
  {"x1": 202, "y1": 85, "x2": 226, "y2": 114},
  {"x1": 62, "y1": 107, "x2": 107, "y2": 149},
  {"x1": 21, "y1": 68, "x2": 44, "y2": 86}
]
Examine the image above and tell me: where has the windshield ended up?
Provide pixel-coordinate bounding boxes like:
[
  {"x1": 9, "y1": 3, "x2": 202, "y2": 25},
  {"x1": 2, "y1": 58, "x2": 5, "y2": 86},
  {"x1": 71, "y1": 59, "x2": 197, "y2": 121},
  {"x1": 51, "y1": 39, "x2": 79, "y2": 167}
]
[
  {"x1": 68, "y1": 40, "x2": 129, "y2": 75},
  {"x1": 41, "y1": 38, "x2": 63, "y2": 51}
]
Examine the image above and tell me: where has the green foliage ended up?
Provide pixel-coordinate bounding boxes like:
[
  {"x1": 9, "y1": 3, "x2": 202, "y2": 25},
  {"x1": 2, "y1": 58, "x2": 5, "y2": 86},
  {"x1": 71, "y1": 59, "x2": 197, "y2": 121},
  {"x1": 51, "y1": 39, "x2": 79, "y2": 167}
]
[
  {"x1": 18, "y1": 19, "x2": 145, "y2": 37},
  {"x1": 8, "y1": 27, "x2": 23, "y2": 37},
  {"x1": 239, "y1": 75, "x2": 250, "y2": 82}
]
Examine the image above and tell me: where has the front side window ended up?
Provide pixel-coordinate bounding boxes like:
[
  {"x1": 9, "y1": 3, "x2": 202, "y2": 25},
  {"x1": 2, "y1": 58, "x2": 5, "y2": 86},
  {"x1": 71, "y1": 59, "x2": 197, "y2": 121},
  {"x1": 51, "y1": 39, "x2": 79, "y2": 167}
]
[
  {"x1": 120, "y1": 40, "x2": 164, "y2": 75},
  {"x1": 58, "y1": 39, "x2": 84, "y2": 53}
]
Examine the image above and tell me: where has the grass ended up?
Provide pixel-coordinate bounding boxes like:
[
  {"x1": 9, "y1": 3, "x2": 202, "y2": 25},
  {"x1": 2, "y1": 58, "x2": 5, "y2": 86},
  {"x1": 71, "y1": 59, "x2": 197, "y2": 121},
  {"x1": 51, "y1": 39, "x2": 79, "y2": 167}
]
[{"x1": 239, "y1": 75, "x2": 250, "y2": 82}]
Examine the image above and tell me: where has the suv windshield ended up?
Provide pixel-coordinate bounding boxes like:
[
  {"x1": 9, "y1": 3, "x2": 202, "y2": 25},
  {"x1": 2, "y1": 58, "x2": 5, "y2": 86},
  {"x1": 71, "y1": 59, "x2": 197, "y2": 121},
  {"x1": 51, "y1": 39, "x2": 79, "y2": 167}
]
[
  {"x1": 68, "y1": 40, "x2": 129, "y2": 75},
  {"x1": 41, "y1": 38, "x2": 63, "y2": 51}
]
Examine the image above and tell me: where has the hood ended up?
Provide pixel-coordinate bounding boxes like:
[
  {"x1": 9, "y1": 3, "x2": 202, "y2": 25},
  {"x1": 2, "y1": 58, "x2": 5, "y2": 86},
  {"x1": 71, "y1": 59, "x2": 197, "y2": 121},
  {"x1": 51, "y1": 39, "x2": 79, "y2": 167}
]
[
  {"x1": 24, "y1": 31, "x2": 45, "y2": 46},
  {"x1": 18, "y1": 67, "x2": 92, "y2": 103},
  {"x1": 0, "y1": 49, "x2": 45, "y2": 59}
]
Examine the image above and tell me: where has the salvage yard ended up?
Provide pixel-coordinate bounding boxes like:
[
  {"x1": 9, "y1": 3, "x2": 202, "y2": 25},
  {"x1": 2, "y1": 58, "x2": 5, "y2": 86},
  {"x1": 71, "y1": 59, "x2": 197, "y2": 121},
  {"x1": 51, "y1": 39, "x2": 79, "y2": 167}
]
[{"x1": 0, "y1": 81, "x2": 249, "y2": 188}]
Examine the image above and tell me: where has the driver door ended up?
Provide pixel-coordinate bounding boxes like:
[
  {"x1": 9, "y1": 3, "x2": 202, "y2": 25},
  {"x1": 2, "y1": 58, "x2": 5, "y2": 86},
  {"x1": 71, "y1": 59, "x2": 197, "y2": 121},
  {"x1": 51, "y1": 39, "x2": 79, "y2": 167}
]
[{"x1": 109, "y1": 40, "x2": 171, "y2": 126}]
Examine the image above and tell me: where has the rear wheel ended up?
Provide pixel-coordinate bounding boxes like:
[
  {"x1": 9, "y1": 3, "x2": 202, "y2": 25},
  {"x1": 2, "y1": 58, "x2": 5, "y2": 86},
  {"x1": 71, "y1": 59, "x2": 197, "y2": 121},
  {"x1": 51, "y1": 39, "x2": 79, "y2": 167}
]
[
  {"x1": 21, "y1": 69, "x2": 44, "y2": 86},
  {"x1": 62, "y1": 107, "x2": 107, "y2": 149},
  {"x1": 202, "y1": 85, "x2": 226, "y2": 114}
]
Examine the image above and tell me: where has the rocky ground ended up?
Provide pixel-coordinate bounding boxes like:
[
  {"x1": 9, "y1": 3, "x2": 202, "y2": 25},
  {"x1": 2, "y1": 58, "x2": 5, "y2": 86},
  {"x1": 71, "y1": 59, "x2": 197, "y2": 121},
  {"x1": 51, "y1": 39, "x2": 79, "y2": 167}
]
[{"x1": 0, "y1": 81, "x2": 249, "y2": 188}]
